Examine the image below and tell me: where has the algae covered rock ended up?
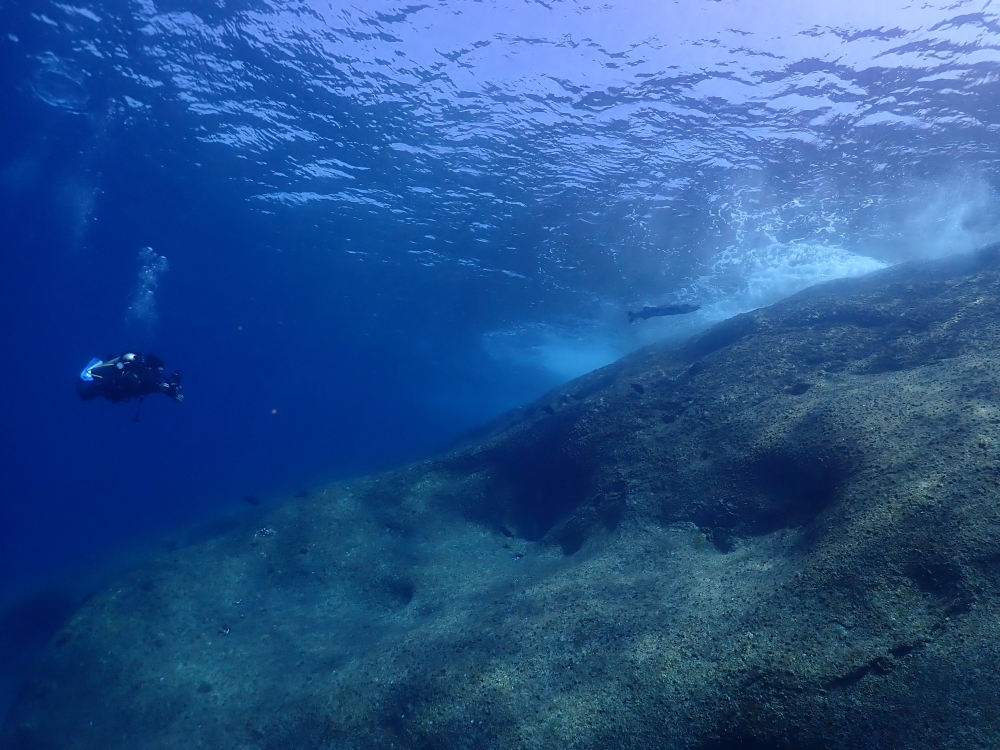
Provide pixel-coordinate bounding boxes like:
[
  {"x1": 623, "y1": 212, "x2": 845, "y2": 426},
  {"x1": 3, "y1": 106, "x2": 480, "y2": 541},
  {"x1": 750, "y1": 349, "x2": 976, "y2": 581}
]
[{"x1": 7, "y1": 245, "x2": 1000, "y2": 749}]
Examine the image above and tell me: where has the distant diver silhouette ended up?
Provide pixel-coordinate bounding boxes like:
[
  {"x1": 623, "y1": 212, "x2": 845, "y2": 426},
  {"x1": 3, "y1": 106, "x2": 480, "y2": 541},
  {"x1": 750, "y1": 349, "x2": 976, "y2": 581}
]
[
  {"x1": 77, "y1": 352, "x2": 183, "y2": 421},
  {"x1": 627, "y1": 303, "x2": 701, "y2": 323}
]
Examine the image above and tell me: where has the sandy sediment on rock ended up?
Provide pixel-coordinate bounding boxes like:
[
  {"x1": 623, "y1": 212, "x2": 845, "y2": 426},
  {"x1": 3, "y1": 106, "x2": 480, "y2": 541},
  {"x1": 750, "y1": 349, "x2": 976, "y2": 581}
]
[{"x1": 6, "y1": 246, "x2": 1000, "y2": 749}]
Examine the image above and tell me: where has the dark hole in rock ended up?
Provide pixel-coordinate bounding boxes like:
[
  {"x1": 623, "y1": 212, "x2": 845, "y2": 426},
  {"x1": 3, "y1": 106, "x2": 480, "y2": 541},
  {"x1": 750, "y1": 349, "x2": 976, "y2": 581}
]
[
  {"x1": 243, "y1": 495, "x2": 261, "y2": 506},
  {"x1": 459, "y1": 419, "x2": 596, "y2": 542},
  {"x1": 197, "y1": 682, "x2": 213, "y2": 693},
  {"x1": 631, "y1": 382, "x2": 645, "y2": 394},
  {"x1": 557, "y1": 521, "x2": 587, "y2": 556},
  {"x1": 501, "y1": 444, "x2": 593, "y2": 540},
  {"x1": 541, "y1": 405, "x2": 556, "y2": 415},
  {"x1": 655, "y1": 401, "x2": 686, "y2": 424},
  {"x1": 707, "y1": 527, "x2": 734, "y2": 553},
  {"x1": 785, "y1": 382, "x2": 811, "y2": 395},
  {"x1": 909, "y1": 560, "x2": 963, "y2": 599},
  {"x1": 695, "y1": 450, "x2": 845, "y2": 550},
  {"x1": 688, "y1": 361, "x2": 705, "y2": 376},
  {"x1": 385, "y1": 579, "x2": 415, "y2": 607},
  {"x1": 746, "y1": 450, "x2": 844, "y2": 533},
  {"x1": 700, "y1": 450, "x2": 711, "y2": 460},
  {"x1": 600, "y1": 501, "x2": 625, "y2": 532},
  {"x1": 692, "y1": 504, "x2": 738, "y2": 539}
]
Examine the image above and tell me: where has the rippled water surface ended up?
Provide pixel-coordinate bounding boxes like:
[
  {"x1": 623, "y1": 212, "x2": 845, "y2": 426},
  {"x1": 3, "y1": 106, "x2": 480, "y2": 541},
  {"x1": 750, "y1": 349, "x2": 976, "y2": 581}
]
[
  {"x1": 1, "y1": 0, "x2": 1000, "y2": 699},
  {"x1": 13, "y1": 1, "x2": 1000, "y2": 323}
]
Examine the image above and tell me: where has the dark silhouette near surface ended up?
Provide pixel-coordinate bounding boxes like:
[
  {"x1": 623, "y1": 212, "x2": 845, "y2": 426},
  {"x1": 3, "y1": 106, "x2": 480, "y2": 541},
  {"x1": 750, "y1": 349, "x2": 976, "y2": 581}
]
[{"x1": 627, "y1": 303, "x2": 701, "y2": 323}]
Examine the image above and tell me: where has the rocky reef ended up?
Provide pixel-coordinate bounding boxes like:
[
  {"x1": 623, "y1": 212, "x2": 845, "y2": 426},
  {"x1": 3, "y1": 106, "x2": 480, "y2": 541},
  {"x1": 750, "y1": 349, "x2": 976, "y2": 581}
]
[{"x1": 7, "y1": 246, "x2": 1000, "y2": 749}]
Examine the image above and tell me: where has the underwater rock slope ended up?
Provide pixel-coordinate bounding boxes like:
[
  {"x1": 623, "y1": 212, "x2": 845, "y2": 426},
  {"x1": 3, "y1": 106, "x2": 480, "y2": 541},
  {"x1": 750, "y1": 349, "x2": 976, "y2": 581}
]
[{"x1": 8, "y1": 246, "x2": 1000, "y2": 749}]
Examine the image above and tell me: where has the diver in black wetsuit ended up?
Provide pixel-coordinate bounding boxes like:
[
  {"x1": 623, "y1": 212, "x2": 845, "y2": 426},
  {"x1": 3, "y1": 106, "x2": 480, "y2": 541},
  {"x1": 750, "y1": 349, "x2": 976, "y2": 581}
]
[
  {"x1": 627, "y1": 303, "x2": 701, "y2": 323},
  {"x1": 77, "y1": 353, "x2": 183, "y2": 404}
]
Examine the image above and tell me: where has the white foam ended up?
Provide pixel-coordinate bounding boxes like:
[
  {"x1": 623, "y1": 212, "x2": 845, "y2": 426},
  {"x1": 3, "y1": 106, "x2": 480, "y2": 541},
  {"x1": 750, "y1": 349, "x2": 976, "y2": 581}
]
[
  {"x1": 709, "y1": 242, "x2": 886, "y2": 315},
  {"x1": 871, "y1": 176, "x2": 1000, "y2": 261},
  {"x1": 483, "y1": 325, "x2": 627, "y2": 383}
]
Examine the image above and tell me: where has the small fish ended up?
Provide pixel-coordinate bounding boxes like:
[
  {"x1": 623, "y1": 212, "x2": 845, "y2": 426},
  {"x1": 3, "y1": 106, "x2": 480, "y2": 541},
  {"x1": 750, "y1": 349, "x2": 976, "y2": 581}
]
[
  {"x1": 243, "y1": 495, "x2": 261, "y2": 506},
  {"x1": 627, "y1": 303, "x2": 701, "y2": 323},
  {"x1": 294, "y1": 489, "x2": 310, "y2": 498}
]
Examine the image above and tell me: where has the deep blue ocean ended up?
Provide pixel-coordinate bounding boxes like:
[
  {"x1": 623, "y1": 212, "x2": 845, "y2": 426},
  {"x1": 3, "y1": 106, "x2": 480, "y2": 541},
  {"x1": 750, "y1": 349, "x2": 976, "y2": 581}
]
[{"x1": 1, "y1": 0, "x2": 999, "y2": 720}]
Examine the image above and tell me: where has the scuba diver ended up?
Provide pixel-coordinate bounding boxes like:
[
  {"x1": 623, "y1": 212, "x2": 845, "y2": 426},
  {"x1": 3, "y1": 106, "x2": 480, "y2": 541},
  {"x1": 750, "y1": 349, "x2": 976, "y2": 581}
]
[
  {"x1": 77, "y1": 353, "x2": 183, "y2": 417},
  {"x1": 627, "y1": 303, "x2": 701, "y2": 323}
]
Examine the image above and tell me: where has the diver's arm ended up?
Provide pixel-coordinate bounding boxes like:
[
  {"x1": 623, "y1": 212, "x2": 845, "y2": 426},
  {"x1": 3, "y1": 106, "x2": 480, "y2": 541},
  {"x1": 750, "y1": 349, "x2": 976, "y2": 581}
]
[{"x1": 156, "y1": 376, "x2": 184, "y2": 401}]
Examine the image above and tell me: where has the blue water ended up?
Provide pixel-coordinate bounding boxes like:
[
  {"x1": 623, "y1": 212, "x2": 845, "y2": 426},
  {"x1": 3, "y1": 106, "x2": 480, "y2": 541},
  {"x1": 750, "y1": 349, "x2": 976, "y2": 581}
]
[{"x1": 1, "y1": 0, "x2": 1000, "y2": 716}]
